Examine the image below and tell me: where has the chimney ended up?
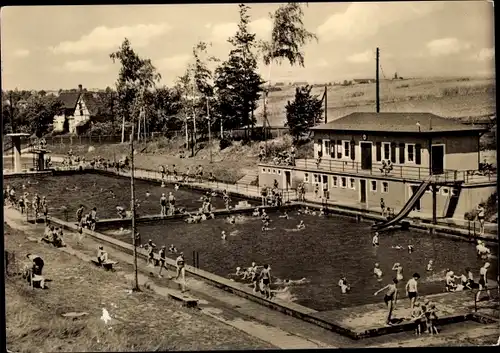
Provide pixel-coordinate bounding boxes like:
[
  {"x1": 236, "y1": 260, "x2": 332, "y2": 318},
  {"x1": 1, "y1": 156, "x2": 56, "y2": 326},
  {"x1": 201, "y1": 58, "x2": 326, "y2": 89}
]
[{"x1": 78, "y1": 84, "x2": 83, "y2": 92}]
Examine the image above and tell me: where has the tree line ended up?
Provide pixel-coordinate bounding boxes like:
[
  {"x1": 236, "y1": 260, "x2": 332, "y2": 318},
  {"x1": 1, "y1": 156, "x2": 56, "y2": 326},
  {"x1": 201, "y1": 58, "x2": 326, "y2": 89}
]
[{"x1": 2, "y1": 3, "x2": 324, "y2": 144}]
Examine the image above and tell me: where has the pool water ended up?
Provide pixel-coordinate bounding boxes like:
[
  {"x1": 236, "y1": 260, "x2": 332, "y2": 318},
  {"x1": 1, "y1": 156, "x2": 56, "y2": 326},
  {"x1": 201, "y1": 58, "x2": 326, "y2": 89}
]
[
  {"x1": 5, "y1": 174, "x2": 256, "y2": 221},
  {"x1": 104, "y1": 212, "x2": 498, "y2": 311}
]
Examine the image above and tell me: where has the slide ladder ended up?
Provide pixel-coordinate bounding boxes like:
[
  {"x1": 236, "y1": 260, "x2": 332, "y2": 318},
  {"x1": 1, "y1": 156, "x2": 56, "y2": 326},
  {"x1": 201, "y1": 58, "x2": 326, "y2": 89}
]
[{"x1": 374, "y1": 176, "x2": 433, "y2": 231}]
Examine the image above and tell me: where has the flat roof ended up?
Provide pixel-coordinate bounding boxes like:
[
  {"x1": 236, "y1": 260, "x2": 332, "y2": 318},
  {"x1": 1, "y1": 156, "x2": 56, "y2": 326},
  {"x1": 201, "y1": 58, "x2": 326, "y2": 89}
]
[{"x1": 311, "y1": 112, "x2": 489, "y2": 134}]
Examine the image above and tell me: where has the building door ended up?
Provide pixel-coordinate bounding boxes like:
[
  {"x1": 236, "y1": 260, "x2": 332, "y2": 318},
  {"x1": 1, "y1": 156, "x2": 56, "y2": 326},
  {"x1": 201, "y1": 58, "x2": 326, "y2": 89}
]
[
  {"x1": 410, "y1": 185, "x2": 422, "y2": 211},
  {"x1": 284, "y1": 171, "x2": 291, "y2": 190},
  {"x1": 322, "y1": 175, "x2": 329, "y2": 198},
  {"x1": 359, "y1": 179, "x2": 367, "y2": 203},
  {"x1": 431, "y1": 145, "x2": 445, "y2": 175},
  {"x1": 360, "y1": 142, "x2": 372, "y2": 170},
  {"x1": 323, "y1": 140, "x2": 330, "y2": 158}
]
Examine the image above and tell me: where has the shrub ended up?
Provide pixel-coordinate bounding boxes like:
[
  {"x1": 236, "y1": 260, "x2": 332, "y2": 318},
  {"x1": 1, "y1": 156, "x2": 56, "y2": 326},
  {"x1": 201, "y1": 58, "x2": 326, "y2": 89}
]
[{"x1": 219, "y1": 132, "x2": 233, "y2": 150}]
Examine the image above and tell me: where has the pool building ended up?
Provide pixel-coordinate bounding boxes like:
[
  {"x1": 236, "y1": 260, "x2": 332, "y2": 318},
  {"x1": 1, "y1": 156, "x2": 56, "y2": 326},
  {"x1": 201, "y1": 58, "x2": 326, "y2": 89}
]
[{"x1": 259, "y1": 112, "x2": 496, "y2": 221}]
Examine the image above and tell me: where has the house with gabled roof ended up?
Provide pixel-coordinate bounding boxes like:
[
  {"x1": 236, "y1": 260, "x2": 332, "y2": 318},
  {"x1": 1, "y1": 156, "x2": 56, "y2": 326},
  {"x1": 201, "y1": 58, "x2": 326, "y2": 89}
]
[
  {"x1": 53, "y1": 85, "x2": 109, "y2": 135},
  {"x1": 258, "y1": 112, "x2": 496, "y2": 221}
]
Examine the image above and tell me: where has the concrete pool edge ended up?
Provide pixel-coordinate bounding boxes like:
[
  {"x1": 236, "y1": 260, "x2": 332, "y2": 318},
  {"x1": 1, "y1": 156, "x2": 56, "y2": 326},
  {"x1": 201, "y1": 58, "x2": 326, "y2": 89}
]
[{"x1": 45, "y1": 214, "x2": 497, "y2": 340}]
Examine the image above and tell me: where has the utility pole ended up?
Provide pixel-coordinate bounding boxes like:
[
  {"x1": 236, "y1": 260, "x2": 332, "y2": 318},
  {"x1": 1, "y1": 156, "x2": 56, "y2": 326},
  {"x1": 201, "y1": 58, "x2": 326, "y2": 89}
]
[
  {"x1": 207, "y1": 99, "x2": 212, "y2": 163},
  {"x1": 263, "y1": 91, "x2": 268, "y2": 156},
  {"x1": 9, "y1": 91, "x2": 15, "y2": 133},
  {"x1": 376, "y1": 47, "x2": 380, "y2": 113},
  {"x1": 324, "y1": 85, "x2": 328, "y2": 123},
  {"x1": 130, "y1": 125, "x2": 139, "y2": 291}
]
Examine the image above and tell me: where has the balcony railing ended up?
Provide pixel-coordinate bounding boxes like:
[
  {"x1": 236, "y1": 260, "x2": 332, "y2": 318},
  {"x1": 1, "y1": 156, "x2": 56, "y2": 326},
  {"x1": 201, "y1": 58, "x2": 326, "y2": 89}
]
[{"x1": 260, "y1": 158, "x2": 497, "y2": 184}]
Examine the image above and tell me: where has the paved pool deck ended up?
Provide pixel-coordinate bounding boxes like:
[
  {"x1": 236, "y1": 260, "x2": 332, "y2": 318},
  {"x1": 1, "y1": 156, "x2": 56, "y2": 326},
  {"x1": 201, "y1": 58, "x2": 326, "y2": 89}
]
[{"x1": 25, "y1": 208, "x2": 498, "y2": 339}]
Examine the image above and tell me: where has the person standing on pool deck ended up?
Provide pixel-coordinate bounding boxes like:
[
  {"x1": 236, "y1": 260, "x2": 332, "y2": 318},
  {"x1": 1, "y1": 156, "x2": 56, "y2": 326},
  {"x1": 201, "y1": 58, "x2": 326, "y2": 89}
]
[
  {"x1": 160, "y1": 193, "x2": 167, "y2": 217},
  {"x1": 174, "y1": 252, "x2": 185, "y2": 282},
  {"x1": 158, "y1": 245, "x2": 167, "y2": 278},
  {"x1": 90, "y1": 207, "x2": 98, "y2": 231},
  {"x1": 380, "y1": 198, "x2": 386, "y2": 217},
  {"x1": 476, "y1": 203, "x2": 486, "y2": 235},
  {"x1": 476, "y1": 262, "x2": 491, "y2": 302},
  {"x1": 260, "y1": 265, "x2": 272, "y2": 299},
  {"x1": 374, "y1": 278, "x2": 399, "y2": 325},
  {"x1": 40, "y1": 196, "x2": 48, "y2": 223},
  {"x1": 76, "y1": 205, "x2": 85, "y2": 224},
  {"x1": 405, "y1": 273, "x2": 420, "y2": 309},
  {"x1": 146, "y1": 239, "x2": 157, "y2": 267}
]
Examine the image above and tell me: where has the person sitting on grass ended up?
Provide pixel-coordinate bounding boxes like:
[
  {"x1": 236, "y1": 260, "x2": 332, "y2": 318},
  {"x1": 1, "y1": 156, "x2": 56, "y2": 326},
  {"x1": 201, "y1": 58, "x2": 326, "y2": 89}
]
[
  {"x1": 97, "y1": 246, "x2": 109, "y2": 265},
  {"x1": 42, "y1": 224, "x2": 55, "y2": 244},
  {"x1": 25, "y1": 253, "x2": 45, "y2": 288}
]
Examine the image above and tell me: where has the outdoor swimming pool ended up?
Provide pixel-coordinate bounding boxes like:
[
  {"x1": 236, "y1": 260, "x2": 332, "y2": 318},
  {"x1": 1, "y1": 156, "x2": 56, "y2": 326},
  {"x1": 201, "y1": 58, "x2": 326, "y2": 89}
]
[
  {"x1": 104, "y1": 212, "x2": 498, "y2": 311},
  {"x1": 5, "y1": 173, "x2": 257, "y2": 221},
  {"x1": 6, "y1": 172, "x2": 498, "y2": 311}
]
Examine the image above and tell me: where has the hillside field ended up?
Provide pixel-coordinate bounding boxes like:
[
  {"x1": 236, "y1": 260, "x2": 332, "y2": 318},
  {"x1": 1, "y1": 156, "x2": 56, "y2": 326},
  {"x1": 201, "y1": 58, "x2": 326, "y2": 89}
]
[{"x1": 258, "y1": 77, "x2": 496, "y2": 126}]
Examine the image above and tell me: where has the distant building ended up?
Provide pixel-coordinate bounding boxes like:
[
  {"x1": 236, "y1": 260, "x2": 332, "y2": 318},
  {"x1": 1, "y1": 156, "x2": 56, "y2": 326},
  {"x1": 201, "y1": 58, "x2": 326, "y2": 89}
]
[
  {"x1": 259, "y1": 112, "x2": 495, "y2": 219},
  {"x1": 53, "y1": 84, "x2": 109, "y2": 135},
  {"x1": 352, "y1": 79, "x2": 375, "y2": 84}
]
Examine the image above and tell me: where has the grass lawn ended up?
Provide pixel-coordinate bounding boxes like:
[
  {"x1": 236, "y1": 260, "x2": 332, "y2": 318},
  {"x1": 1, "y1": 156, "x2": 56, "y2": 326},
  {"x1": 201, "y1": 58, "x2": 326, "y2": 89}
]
[{"x1": 4, "y1": 224, "x2": 273, "y2": 352}]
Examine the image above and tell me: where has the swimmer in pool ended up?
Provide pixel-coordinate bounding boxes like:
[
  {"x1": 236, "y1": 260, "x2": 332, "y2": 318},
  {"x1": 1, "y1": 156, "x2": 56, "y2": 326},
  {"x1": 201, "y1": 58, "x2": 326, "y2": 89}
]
[
  {"x1": 235, "y1": 267, "x2": 245, "y2": 277},
  {"x1": 476, "y1": 240, "x2": 491, "y2": 259},
  {"x1": 372, "y1": 232, "x2": 379, "y2": 247},
  {"x1": 279, "y1": 211, "x2": 289, "y2": 219},
  {"x1": 408, "y1": 244, "x2": 414, "y2": 254},
  {"x1": 174, "y1": 184, "x2": 179, "y2": 191},
  {"x1": 392, "y1": 263, "x2": 404, "y2": 281},
  {"x1": 296, "y1": 220, "x2": 305, "y2": 230},
  {"x1": 169, "y1": 244, "x2": 177, "y2": 253},
  {"x1": 392, "y1": 245, "x2": 404, "y2": 250},
  {"x1": 276, "y1": 278, "x2": 309, "y2": 286},
  {"x1": 338, "y1": 277, "x2": 351, "y2": 294},
  {"x1": 252, "y1": 208, "x2": 260, "y2": 217},
  {"x1": 374, "y1": 263, "x2": 383, "y2": 280},
  {"x1": 227, "y1": 215, "x2": 236, "y2": 224},
  {"x1": 221, "y1": 231, "x2": 227, "y2": 240},
  {"x1": 427, "y1": 260, "x2": 434, "y2": 272},
  {"x1": 161, "y1": 181, "x2": 166, "y2": 188},
  {"x1": 146, "y1": 191, "x2": 151, "y2": 198}
]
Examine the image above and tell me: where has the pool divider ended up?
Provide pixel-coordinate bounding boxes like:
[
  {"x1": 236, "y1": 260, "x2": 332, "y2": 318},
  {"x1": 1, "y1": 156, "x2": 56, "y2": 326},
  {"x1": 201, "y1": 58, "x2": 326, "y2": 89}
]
[
  {"x1": 94, "y1": 204, "x2": 297, "y2": 230},
  {"x1": 46, "y1": 213, "x2": 496, "y2": 339}
]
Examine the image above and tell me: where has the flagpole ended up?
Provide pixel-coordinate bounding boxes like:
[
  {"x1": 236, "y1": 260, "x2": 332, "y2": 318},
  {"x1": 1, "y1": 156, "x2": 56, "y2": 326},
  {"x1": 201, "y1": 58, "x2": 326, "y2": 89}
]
[{"x1": 130, "y1": 125, "x2": 139, "y2": 291}]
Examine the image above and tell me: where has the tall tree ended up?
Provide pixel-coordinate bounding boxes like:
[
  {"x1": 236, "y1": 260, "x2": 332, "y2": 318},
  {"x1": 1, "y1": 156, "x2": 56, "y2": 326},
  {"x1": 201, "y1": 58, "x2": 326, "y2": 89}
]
[
  {"x1": 285, "y1": 85, "x2": 323, "y2": 142},
  {"x1": 110, "y1": 38, "x2": 161, "y2": 142},
  {"x1": 214, "y1": 4, "x2": 264, "y2": 132},
  {"x1": 259, "y1": 3, "x2": 317, "y2": 140}
]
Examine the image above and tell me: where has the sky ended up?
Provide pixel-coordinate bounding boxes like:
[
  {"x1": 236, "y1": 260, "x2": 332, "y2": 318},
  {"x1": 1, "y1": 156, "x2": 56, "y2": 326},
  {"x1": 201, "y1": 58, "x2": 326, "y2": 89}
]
[{"x1": 1, "y1": 1, "x2": 495, "y2": 91}]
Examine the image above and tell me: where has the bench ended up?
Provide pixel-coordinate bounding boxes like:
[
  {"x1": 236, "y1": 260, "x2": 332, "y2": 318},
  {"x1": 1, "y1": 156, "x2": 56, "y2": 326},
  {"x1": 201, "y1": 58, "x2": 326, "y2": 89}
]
[
  {"x1": 167, "y1": 292, "x2": 199, "y2": 308},
  {"x1": 90, "y1": 258, "x2": 118, "y2": 270}
]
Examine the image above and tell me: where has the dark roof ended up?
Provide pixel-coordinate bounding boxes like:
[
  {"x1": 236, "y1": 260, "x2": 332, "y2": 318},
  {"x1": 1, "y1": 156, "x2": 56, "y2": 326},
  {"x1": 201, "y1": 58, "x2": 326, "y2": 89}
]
[
  {"x1": 311, "y1": 112, "x2": 488, "y2": 134},
  {"x1": 57, "y1": 91, "x2": 108, "y2": 116},
  {"x1": 57, "y1": 92, "x2": 80, "y2": 110}
]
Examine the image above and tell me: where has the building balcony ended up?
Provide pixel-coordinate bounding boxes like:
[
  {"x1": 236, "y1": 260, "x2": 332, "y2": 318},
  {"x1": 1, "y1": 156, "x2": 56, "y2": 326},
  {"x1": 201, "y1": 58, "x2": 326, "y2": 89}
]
[{"x1": 259, "y1": 158, "x2": 496, "y2": 185}]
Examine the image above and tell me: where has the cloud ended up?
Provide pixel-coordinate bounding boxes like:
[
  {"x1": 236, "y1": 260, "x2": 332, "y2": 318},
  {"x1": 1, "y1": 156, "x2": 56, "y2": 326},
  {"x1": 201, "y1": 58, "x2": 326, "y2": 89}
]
[
  {"x1": 13, "y1": 49, "x2": 30, "y2": 58},
  {"x1": 210, "y1": 17, "x2": 272, "y2": 43},
  {"x1": 426, "y1": 37, "x2": 471, "y2": 56},
  {"x1": 61, "y1": 60, "x2": 108, "y2": 73},
  {"x1": 315, "y1": 58, "x2": 329, "y2": 67},
  {"x1": 50, "y1": 23, "x2": 172, "y2": 55},
  {"x1": 475, "y1": 47, "x2": 495, "y2": 61},
  {"x1": 317, "y1": 2, "x2": 444, "y2": 41},
  {"x1": 157, "y1": 54, "x2": 191, "y2": 71},
  {"x1": 346, "y1": 50, "x2": 373, "y2": 63}
]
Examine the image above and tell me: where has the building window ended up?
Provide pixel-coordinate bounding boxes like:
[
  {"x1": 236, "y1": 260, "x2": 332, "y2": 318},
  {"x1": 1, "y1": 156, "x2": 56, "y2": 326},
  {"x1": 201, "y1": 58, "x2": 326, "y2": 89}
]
[
  {"x1": 406, "y1": 144, "x2": 415, "y2": 163},
  {"x1": 382, "y1": 142, "x2": 391, "y2": 160},
  {"x1": 304, "y1": 173, "x2": 309, "y2": 183},
  {"x1": 341, "y1": 177, "x2": 347, "y2": 188},
  {"x1": 370, "y1": 180, "x2": 377, "y2": 192},
  {"x1": 382, "y1": 182, "x2": 389, "y2": 193},
  {"x1": 349, "y1": 178, "x2": 356, "y2": 190},
  {"x1": 441, "y1": 187, "x2": 450, "y2": 196},
  {"x1": 332, "y1": 176, "x2": 338, "y2": 187},
  {"x1": 342, "y1": 140, "x2": 350, "y2": 158},
  {"x1": 313, "y1": 174, "x2": 320, "y2": 183},
  {"x1": 272, "y1": 169, "x2": 276, "y2": 174},
  {"x1": 267, "y1": 168, "x2": 271, "y2": 173},
  {"x1": 278, "y1": 170, "x2": 281, "y2": 175},
  {"x1": 262, "y1": 168, "x2": 266, "y2": 173}
]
